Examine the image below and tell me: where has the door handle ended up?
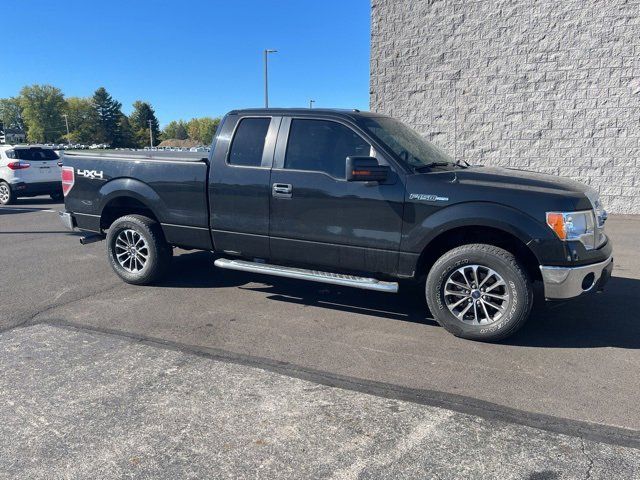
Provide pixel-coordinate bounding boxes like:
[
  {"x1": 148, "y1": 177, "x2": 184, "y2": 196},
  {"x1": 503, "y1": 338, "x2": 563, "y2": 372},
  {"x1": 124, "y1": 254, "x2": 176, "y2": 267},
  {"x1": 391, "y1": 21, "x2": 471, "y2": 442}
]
[{"x1": 272, "y1": 183, "x2": 292, "y2": 198}]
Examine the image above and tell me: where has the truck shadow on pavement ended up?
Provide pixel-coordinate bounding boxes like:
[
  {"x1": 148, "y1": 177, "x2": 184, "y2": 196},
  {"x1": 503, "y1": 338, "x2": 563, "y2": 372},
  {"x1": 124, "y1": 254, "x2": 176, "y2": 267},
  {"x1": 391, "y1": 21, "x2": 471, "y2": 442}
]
[
  {"x1": 161, "y1": 252, "x2": 640, "y2": 349},
  {"x1": 507, "y1": 276, "x2": 640, "y2": 349}
]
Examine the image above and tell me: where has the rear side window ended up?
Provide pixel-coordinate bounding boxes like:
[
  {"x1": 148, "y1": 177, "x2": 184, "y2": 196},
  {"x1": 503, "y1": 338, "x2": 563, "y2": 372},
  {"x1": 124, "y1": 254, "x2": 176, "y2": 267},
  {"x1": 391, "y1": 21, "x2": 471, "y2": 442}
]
[
  {"x1": 9, "y1": 148, "x2": 59, "y2": 161},
  {"x1": 284, "y1": 119, "x2": 370, "y2": 178},
  {"x1": 228, "y1": 117, "x2": 271, "y2": 167}
]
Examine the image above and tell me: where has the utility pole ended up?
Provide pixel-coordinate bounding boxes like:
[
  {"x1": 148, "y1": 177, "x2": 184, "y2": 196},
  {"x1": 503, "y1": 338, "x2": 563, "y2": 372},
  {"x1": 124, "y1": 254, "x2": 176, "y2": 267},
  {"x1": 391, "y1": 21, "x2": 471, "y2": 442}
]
[
  {"x1": 264, "y1": 49, "x2": 277, "y2": 108},
  {"x1": 62, "y1": 114, "x2": 70, "y2": 144},
  {"x1": 148, "y1": 120, "x2": 153, "y2": 147},
  {"x1": 309, "y1": 100, "x2": 315, "y2": 109}
]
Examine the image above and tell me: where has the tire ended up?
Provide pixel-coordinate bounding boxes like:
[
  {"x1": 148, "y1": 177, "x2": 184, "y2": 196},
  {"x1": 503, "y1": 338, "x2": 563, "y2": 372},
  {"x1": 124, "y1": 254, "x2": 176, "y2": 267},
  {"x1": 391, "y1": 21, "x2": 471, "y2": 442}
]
[
  {"x1": 0, "y1": 181, "x2": 15, "y2": 205},
  {"x1": 425, "y1": 244, "x2": 533, "y2": 342},
  {"x1": 106, "y1": 214, "x2": 171, "y2": 285},
  {"x1": 50, "y1": 191, "x2": 64, "y2": 201}
]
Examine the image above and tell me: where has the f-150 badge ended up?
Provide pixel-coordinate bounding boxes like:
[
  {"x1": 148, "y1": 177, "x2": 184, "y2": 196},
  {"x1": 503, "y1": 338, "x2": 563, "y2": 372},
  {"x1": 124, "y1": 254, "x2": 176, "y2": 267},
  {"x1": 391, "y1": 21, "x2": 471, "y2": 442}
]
[
  {"x1": 409, "y1": 193, "x2": 449, "y2": 202},
  {"x1": 76, "y1": 169, "x2": 104, "y2": 180}
]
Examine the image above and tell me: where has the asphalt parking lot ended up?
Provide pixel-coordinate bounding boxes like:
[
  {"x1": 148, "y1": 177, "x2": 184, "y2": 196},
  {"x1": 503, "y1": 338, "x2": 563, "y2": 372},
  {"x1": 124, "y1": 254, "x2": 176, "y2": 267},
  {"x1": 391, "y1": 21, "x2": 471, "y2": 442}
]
[{"x1": 1, "y1": 198, "x2": 639, "y2": 478}]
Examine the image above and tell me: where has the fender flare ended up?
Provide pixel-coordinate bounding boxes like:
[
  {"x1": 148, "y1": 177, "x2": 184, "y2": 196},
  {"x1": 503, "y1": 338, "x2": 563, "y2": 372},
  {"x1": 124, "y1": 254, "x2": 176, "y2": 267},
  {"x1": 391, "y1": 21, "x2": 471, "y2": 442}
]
[
  {"x1": 98, "y1": 177, "x2": 166, "y2": 223},
  {"x1": 408, "y1": 202, "x2": 557, "y2": 263}
]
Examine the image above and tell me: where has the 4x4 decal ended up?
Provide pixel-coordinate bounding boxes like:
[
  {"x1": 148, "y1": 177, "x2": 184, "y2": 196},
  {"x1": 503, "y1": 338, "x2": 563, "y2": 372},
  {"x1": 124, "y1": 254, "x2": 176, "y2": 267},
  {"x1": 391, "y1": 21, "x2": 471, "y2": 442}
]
[{"x1": 76, "y1": 169, "x2": 104, "y2": 180}]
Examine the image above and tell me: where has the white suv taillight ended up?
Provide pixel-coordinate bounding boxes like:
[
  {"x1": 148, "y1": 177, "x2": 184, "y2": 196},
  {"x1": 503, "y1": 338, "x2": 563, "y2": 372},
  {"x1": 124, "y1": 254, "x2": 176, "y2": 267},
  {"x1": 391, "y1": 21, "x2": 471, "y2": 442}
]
[
  {"x1": 7, "y1": 161, "x2": 31, "y2": 170},
  {"x1": 61, "y1": 166, "x2": 75, "y2": 196}
]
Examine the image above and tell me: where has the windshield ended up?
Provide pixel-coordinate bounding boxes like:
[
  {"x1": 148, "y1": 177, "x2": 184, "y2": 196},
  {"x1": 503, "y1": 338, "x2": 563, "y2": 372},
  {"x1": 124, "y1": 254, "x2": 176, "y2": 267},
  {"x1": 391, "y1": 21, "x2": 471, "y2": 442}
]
[{"x1": 360, "y1": 116, "x2": 454, "y2": 169}]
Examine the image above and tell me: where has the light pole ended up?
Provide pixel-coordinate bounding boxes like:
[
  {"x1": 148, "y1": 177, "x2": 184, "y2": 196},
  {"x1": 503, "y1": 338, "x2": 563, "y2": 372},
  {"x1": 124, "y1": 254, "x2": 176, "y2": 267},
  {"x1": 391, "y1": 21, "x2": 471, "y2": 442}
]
[
  {"x1": 264, "y1": 49, "x2": 277, "y2": 108},
  {"x1": 62, "y1": 114, "x2": 70, "y2": 144},
  {"x1": 309, "y1": 100, "x2": 315, "y2": 109},
  {"x1": 148, "y1": 119, "x2": 154, "y2": 147}
]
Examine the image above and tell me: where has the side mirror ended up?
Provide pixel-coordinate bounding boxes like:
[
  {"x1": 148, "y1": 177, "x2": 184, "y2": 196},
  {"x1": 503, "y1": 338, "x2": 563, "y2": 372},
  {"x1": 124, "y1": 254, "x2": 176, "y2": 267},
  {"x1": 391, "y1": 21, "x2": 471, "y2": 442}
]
[{"x1": 346, "y1": 156, "x2": 390, "y2": 182}]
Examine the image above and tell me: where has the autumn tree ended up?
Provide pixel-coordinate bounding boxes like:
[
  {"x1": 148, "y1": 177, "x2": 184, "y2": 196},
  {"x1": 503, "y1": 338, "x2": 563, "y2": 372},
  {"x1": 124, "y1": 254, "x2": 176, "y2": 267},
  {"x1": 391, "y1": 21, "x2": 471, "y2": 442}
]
[{"x1": 186, "y1": 117, "x2": 220, "y2": 145}]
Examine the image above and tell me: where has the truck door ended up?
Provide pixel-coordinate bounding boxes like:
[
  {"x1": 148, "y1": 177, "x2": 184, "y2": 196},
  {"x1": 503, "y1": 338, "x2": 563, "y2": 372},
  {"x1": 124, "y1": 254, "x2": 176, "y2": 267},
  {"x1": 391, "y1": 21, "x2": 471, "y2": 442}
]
[
  {"x1": 209, "y1": 115, "x2": 280, "y2": 259},
  {"x1": 268, "y1": 117, "x2": 405, "y2": 275}
]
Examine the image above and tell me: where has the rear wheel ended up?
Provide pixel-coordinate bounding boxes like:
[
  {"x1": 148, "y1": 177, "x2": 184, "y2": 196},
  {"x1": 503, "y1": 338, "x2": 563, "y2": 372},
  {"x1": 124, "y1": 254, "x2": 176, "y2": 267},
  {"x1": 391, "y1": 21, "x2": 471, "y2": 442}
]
[
  {"x1": 425, "y1": 244, "x2": 533, "y2": 342},
  {"x1": 0, "y1": 182, "x2": 15, "y2": 205},
  {"x1": 106, "y1": 214, "x2": 171, "y2": 285}
]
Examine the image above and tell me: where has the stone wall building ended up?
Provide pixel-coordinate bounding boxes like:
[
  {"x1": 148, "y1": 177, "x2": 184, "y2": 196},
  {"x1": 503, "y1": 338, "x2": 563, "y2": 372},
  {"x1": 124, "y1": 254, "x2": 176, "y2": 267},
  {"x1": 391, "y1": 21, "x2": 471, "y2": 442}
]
[{"x1": 370, "y1": 0, "x2": 640, "y2": 213}]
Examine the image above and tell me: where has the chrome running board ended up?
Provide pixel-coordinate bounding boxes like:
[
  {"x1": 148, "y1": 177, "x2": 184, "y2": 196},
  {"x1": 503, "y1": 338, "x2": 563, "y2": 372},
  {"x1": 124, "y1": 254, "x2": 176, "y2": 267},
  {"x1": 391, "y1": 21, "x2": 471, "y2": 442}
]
[{"x1": 214, "y1": 258, "x2": 399, "y2": 293}]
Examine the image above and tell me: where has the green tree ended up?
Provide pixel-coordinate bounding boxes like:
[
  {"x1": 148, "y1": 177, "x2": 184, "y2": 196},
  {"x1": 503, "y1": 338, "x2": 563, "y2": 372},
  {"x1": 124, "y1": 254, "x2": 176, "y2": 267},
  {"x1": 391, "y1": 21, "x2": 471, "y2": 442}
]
[
  {"x1": 0, "y1": 97, "x2": 25, "y2": 132},
  {"x1": 175, "y1": 121, "x2": 188, "y2": 140},
  {"x1": 92, "y1": 87, "x2": 123, "y2": 147},
  {"x1": 118, "y1": 115, "x2": 136, "y2": 148},
  {"x1": 129, "y1": 100, "x2": 161, "y2": 148},
  {"x1": 19, "y1": 85, "x2": 66, "y2": 142},
  {"x1": 64, "y1": 97, "x2": 98, "y2": 144},
  {"x1": 162, "y1": 119, "x2": 188, "y2": 140}
]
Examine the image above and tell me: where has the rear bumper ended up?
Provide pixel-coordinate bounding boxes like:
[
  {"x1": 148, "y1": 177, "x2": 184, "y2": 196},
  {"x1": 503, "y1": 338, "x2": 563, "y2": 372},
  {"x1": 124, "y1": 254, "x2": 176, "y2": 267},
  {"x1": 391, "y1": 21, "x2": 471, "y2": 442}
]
[
  {"x1": 13, "y1": 181, "x2": 62, "y2": 196},
  {"x1": 59, "y1": 211, "x2": 76, "y2": 231},
  {"x1": 540, "y1": 255, "x2": 613, "y2": 300}
]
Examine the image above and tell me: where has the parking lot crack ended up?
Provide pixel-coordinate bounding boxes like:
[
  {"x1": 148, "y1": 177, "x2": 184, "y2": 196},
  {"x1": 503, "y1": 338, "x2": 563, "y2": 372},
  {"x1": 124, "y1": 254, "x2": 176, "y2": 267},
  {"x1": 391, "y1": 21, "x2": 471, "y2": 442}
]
[
  {"x1": 0, "y1": 283, "x2": 123, "y2": 335},
  {"x1": 580, "y1": 436, "x2": 595, "y2": 480}
]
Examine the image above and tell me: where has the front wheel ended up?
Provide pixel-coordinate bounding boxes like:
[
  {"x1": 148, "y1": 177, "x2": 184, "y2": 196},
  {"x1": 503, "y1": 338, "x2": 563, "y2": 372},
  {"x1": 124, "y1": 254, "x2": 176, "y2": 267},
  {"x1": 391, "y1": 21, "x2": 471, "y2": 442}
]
[
  {"x1": 106, "y1": 214, "x2": 171, "y2": 285},
  {"x1": 425, "y1": 244, "x2": 533, "y2": 342},
  {"x1": 0, "y1": 182, "x2": 15, "y2": 205}
]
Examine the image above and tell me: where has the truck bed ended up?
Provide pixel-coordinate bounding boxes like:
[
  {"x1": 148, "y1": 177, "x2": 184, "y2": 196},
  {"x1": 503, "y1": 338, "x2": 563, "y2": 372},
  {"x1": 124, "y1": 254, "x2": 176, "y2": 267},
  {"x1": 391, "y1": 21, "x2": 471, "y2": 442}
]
[
  {"x1": 62, "y1": 150, "x2": 212, "y2": 249},
  {"x1": 62, "y1": 150, "x2": 207, "y2": 163}
]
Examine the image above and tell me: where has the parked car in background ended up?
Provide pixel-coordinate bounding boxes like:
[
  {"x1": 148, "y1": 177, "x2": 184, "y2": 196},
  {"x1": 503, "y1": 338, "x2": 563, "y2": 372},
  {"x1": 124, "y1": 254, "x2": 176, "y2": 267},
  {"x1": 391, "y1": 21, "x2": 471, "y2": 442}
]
[{"x1": 0, "y1": 145, "x2": 63, "y2": 204}]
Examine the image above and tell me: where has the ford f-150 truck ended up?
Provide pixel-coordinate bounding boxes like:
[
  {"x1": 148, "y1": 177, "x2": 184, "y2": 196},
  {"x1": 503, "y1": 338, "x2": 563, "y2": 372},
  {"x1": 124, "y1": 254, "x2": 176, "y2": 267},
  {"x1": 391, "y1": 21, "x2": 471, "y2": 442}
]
[{"x1": 59, "y1": 109, "x2": 613, "y2": 341}]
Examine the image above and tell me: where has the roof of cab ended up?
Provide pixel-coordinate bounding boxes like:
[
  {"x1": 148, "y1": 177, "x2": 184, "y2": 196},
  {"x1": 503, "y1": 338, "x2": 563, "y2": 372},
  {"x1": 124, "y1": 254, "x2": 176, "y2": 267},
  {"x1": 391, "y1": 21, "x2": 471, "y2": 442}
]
[{"x1": 227, "y1": 108, "x2": 382, "y2": 120}]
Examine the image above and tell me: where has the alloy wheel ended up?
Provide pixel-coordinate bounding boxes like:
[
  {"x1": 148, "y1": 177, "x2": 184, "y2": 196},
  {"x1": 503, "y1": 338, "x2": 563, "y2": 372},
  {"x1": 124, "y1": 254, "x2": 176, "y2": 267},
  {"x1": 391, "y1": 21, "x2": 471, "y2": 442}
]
[
  {"x1": 114, "y1": 229, "x2": 149, "y2": 273},
  {"x1": 443, "y1": 264, "x2": 509, "y2": 325},
  {"x1": 0, "y1": 184, "x2": 10, "y2": 204}
]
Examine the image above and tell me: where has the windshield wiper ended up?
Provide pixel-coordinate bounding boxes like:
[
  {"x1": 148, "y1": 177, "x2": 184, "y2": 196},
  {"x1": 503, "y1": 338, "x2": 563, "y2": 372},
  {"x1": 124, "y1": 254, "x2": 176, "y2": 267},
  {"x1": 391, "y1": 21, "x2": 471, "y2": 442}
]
[
  {"x1": 455, "y1": 158, "x2": 470, "y2": 168},
  {"x1": 414, "y1": 162, "x2": 453, "y2": 172}
]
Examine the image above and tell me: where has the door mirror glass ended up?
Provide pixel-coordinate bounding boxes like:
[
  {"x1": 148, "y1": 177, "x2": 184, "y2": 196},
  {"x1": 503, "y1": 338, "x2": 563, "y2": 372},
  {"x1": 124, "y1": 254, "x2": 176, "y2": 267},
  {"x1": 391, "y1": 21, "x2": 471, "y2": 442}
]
[{"x1": 346, "y1": 156, "x2": 389, "y2": 182}]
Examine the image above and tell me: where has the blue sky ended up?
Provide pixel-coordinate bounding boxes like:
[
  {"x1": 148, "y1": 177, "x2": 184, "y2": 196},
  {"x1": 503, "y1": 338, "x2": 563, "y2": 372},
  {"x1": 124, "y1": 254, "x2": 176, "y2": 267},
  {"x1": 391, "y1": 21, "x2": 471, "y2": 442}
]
[{"x1": 1, "y1": 0, "x2": 370, "y2": 126}]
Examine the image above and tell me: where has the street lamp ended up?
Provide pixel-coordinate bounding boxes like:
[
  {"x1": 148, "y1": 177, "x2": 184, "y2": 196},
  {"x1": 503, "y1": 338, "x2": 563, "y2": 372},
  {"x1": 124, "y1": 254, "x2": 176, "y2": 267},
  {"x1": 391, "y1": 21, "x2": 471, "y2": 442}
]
[
  {"x1": 309, "y1": 100, "x2": 315, "y2": 109},
  {"x1": 264, "y1": 49, "x2": 277, "y2": 108}
]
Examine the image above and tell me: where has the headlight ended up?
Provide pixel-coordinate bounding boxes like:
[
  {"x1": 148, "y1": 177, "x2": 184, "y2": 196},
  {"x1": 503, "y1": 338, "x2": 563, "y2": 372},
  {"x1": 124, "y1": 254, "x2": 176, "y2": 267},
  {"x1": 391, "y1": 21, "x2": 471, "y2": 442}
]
[{"x1": 546, "y1": 210, "x2": 598, "y2": 249}]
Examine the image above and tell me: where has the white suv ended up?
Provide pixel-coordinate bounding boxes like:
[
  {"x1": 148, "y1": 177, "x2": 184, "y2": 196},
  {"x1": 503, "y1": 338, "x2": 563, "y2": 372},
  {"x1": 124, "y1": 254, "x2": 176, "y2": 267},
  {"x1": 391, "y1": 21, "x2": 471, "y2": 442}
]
[{"x1": 0, "y1": 145, "x2": 63, "y2": 205}]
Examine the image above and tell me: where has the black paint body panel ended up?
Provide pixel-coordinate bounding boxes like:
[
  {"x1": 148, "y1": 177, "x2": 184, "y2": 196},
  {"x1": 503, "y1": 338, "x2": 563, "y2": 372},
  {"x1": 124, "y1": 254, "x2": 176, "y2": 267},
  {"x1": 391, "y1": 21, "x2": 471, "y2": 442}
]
[{"x1": 62, "y1": 108, "x2": 612, "y2": 281}]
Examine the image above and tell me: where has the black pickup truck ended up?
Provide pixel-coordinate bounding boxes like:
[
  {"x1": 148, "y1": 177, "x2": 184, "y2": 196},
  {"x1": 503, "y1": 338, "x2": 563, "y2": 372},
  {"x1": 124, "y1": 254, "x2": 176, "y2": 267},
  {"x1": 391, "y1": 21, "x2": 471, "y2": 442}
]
[{"x1": 59, "y1": 109, "x2": 613, "y2": 341}]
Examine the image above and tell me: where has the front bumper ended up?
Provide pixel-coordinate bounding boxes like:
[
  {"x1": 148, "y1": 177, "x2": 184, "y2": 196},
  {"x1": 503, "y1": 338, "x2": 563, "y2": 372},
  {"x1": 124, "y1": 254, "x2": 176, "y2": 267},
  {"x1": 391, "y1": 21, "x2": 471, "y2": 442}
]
[
  {"x1": 540, "y1": 255, "x2": 613, "y2": 300},
  {"x1": 59, "y1": 211, "x2": 76, "y2": 231}
]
